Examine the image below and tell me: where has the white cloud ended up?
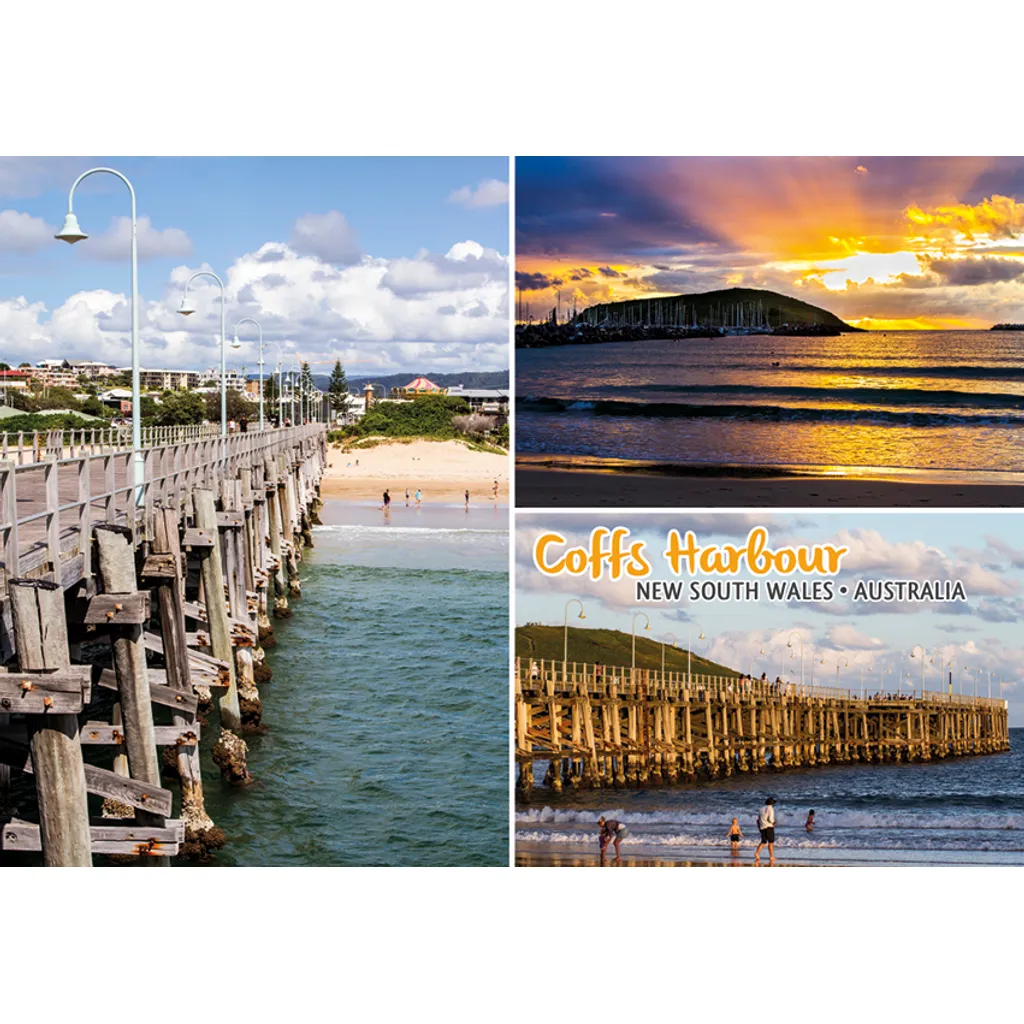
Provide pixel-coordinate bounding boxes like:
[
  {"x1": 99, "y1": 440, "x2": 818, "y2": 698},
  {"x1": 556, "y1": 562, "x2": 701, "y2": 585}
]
[
  {"x1": 0, "y1": 209, "x2": 54, "y2": 252},
  {"x1": 290, "y1": 211, "x2": 362, "y2": 265},
  {"x1": 448, "y1": 179, "x2": 509, "y2": 209},
  {"x1": 0, "y1": 235, "x2": 508, "y2": 374},
  {"x1": 85, "y1": 215, "x2": 193, "y2": 261},
  {"x1": 826, "y1": 624, "x2": 884, "y2": 650}
]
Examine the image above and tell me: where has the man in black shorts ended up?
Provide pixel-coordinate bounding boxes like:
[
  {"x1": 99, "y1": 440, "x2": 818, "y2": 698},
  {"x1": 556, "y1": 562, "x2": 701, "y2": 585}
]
[{"x1": 755, "y1": 796, "x2": 777, "y2": 864}]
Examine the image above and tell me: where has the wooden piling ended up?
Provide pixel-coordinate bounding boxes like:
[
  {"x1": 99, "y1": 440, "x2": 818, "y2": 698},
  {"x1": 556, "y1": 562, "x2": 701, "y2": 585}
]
[{"x1": 9, "y1": 579, "x2": 92, "y2": 867}]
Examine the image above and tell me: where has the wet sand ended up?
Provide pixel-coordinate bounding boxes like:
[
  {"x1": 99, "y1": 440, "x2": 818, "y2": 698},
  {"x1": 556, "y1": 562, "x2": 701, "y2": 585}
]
[
  {"x1": 516, "y1": 466, "x2": 1024, "y2": 508},
  {"x1": 515, "y1": 850, "x2": 804, "y2": 867}
]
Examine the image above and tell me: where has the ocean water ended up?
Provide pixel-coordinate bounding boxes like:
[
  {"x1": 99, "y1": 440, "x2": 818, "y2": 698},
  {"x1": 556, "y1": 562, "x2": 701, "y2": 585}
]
[
  {"x1": 196, "y1": 499, "x2": 510, "y2": 866},
  {"x1": 516, "y1": 729, "x2": 1024, "y2": 866},
  {"x1": 516, "y1": 331, "x2": 1024, "y2": 476}
]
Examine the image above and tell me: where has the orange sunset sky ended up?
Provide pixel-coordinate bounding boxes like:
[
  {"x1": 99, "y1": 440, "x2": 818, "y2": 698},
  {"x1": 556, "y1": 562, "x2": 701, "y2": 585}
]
[{"x1": 515, "y1": 157, "x2": 1024, "y2": 329}]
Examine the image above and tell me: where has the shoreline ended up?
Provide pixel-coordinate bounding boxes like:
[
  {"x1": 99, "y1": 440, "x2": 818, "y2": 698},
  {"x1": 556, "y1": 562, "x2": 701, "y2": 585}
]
[
  {"x1": 322, "y1": 438, "x2": 509, "y2": 504},
  {"x1": 516, "y1": 462, "x2": 1024, "y2": 508}
]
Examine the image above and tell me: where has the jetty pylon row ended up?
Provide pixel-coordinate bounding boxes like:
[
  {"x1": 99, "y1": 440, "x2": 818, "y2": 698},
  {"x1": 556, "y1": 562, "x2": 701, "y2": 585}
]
[
  {"x1": 0, "y1": 425, "x2": 326, "y2": 864},
  {"x1": 515, "y1": 659, "x2": 1010, "y2": 800}
]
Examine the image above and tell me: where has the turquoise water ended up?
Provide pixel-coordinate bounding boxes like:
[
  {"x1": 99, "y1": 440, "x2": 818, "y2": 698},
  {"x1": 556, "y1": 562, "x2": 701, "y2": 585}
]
[{"x1": 197, "y1": 500, "x2": 509, "y2": 866}]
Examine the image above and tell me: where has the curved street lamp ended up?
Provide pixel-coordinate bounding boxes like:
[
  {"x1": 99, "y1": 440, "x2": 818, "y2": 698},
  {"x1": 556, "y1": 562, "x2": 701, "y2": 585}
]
[
  {"x1": 234, "y1": 317, "x2": 264, "y2": 430},
  {"x1": 910, "y1": 644, "x2": 929, "y2": 697},
  {"x1": 56, "y1": 167, "x2": 143, "y2": 502},
  {"x1": 631, "y1": 612, "x2": 651, "y2": 674},
  {"x1": 563, "y1": 599, "x2": 585, "y2": 665},
  {"x1": 178, "y1": 271, "x2": 228, "y2": 436},
  {"x1": 661, "y1": 631, "x2": 679, "y2": 677},
  {"x1": 787, "y1": 630, "x2": 805, "y2": 693},
  {"x1": 687, "y1": 622, "x2": 706, "y2": 686},
  {"x1": 265, "y1": 342, "x2": 285, "y2": 427}
]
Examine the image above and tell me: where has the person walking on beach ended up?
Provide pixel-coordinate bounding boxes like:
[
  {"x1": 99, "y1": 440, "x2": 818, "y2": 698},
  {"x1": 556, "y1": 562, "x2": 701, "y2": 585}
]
[
  {"x1": 405, "y1": 488, "x2": 410, "y2": 506},
  {"x1": 727, "y1": 817, "x2": 744, "y2": 857},
  {"x1": 492, "y1": 478, "x2": 499, "y2": 501},
  {"x1": 464, "y1": 488, "x2": 470, "y2": 510},
  {"x1": 805, "y1": 809, "x2": 815, "y2": 833},
  {"x1": 755, "y1": 796, "x2": 777, "y2": 865},
  {"x1": 381, "y1": 488, "x2": 391, "y2": 512},
  {"x1": 415, "y1": 488, "x2": 422, "y2": 508},
  {"x1": 598, "y1": 816, "x2": 628, "y2": 866}
]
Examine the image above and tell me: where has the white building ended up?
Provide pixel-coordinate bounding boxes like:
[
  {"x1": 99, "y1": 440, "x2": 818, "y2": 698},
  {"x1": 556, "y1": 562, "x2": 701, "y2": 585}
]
[{"x1": 448, "y1": 386, "x2": 509, "y2": 415}]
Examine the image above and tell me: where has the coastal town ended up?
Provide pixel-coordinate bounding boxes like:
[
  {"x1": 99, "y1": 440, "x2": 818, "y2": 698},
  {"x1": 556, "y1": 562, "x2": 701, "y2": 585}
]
[{"x1": 0, "y1": 357, "x2": 508, "y2": 433}]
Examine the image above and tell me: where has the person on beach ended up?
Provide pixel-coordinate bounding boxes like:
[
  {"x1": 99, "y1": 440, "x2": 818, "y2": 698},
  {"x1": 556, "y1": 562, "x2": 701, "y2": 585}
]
[
  {"x1": 727, "y1": 817, "x2": 744, "y2": 856},
  {"x1": 755, "y1": 797, "x2": 777, "y2": 864},
  {"x1": 805, "y1": 810, "x2": 815, "y2": 833},
  {"x1": 415, "y1": 488, "x2": 422, "y2": 507},
  {"x1": 598, "y1": 816, "x2": 628, "y2": 865},
  {"x1": 492, "y1": 478, "x2": 499, "y2": 501},
  {"x1": 381, "y1": 488, "x2": 391, "y2": 512},
  {"x1": 464, "y1": 488, "x2": 470, "y2": 510},
  {"x1": 405, "y1": 488, "x2": 410, "y2": 506}
]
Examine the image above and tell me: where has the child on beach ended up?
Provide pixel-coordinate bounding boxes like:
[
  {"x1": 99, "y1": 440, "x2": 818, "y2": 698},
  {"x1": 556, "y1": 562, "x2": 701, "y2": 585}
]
[
  {"x1": 415, "y1": 488, "x2": 422, "y2": 507},
  {"x1": 805, "y1": 810, "x2": 815, "y2": 832},
  {"x1": 727, "y1": 818, "x2": 744, "y2": 855},
  {"x1": 598, "y1": 815, "x2": 628, "y2": 865}
]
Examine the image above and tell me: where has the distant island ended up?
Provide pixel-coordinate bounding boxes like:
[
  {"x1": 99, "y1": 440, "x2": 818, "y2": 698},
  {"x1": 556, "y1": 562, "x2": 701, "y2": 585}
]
[
  {"x1": 990, "y1": 323, "x2": 1024, "y2": 331},
  {"x1": 517, "y1": 286, "x2": 861, "y2": 348}
]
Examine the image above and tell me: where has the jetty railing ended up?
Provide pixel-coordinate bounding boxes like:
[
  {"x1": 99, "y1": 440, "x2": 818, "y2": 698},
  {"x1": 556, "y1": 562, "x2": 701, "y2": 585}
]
[
  {"x1": 514, "y1": 657, "x2": 1010, "y2": 799},
  {"x1": 0, "y1": 423, "x2": 327, "y2": 864},
  {"x1": 515, "y1": 658, "x2": 1005, "y2": 707},
  {"x1": 0, "y1": 423, "x2": 230, "y2": 464}
]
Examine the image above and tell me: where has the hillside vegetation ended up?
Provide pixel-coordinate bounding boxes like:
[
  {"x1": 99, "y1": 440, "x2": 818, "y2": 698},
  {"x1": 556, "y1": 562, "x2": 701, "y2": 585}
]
[{"x1": 515, "y1": 624, "x2": 738, "y2": 677}]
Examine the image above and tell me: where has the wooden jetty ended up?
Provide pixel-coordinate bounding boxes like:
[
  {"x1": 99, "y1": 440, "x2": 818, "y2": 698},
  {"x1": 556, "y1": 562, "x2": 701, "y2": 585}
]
[
  {"x1": 514, "y1": 658, "x2": 1011, "y2": 800},
  {"x1": 0, "y1": 424, "x2": 326, "y2": 865}
]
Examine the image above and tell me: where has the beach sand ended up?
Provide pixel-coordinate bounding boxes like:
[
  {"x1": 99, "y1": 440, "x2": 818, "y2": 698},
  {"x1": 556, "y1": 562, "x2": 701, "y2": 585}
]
[
  {"x1": 515, "y1": 850, "x2": 802, "y2": 868},
  {"x1": 322, "y1": 439, "x2": 510, "y2": 504},
  {"x1": 516, "y1": 467, "x2": 1024, "y2": 508}
]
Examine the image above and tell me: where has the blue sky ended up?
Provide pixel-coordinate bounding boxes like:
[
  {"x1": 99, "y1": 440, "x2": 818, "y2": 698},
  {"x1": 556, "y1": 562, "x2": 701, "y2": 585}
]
[
  {"x1": 0, "y1": 156, "x2": 509, "y2": 373},
  {"x1": 516, "y1": 512, "x2": 1024, "y2": 723}
]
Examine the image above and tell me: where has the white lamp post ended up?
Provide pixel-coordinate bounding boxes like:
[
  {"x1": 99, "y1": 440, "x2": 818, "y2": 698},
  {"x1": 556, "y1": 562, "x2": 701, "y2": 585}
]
[
  {"x1": 563, "y1": 599, "x2": 585, "y2": 665},
  {"x1": 178, "y1": 271, "x2": 228, "y2": 436},
  {"x1": 662, "y1": 632, "x2": 679, "y2": 677},
  {"x1": 632, "y1": 612, "x2": 651, "y2": 675},
  {"x1": 687, "y1": 623, "x2": 705, "y2": 687},
  {"x1": 787, "y1": 631, "x2": 804, "y2": 694},
  {"x1": 56, "y1": 167, "x2": 143, "y2": 503},
  {"x1": 234, "y1": 317, "x2": 264, "y2": 430},
  {"x1": 266, "y1": 342, "x2": 285, "y2": 426},
  {"x1": 910, "y1": 645, "x2": 928, "y2": 697}
]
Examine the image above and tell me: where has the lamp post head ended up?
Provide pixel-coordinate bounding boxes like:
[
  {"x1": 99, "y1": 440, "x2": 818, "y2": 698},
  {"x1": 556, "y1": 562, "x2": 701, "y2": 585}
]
[
  {"x1": 55, "y1": 212, "x2": 88, "y2": 243},
  {"x1": 231, "y1": 334, "x2": 242, "y2": 350},
  {"x1": 178, "y1": 298, "x2": 196, "y2": 316},
  {"x1": 578, "y1": 611, "x2": 586, "y2": 621}
]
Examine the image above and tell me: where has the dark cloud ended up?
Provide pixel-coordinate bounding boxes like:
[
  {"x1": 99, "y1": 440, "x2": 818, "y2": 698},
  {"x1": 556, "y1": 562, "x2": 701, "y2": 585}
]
[
  {"x1": 927, "y1": 257, "x2": 1024, "y2": 285},
  {"x1": 516, "y1": 270, "x2": 561, "y2": 291},
  {"x1": 516, "y1": 157, "x2": 721, "y2": 258},
  {"x1": 598, "y1": 266, "x2": 624, "y2": 277}
]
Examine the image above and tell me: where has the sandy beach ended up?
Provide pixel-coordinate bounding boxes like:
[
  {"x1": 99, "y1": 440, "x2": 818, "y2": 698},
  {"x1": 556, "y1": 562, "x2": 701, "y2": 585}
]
[
  {"x1": 322, "y1": 439, "x2": 510, "y2": 503},
  {"x1": 516, "y1": 466, "x2": 1024, "y2": 508}
]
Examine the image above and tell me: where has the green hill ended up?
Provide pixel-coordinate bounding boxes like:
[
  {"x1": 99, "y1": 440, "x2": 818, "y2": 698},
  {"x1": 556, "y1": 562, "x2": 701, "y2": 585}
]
[
  {"x1": 515, "y1": 624, "x2": 738, "y2": 677},
  {"x1": 582, "y1": 286, "x2": 856, "y2": 331}
]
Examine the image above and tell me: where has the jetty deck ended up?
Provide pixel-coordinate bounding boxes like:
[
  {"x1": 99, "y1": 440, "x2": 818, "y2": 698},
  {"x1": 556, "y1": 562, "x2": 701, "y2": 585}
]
[
  {"x1": 515, "y1": 658, "x2": 1010, "y2": 798},
  {"x1": 0, "y1": 424, "x2": 327, "y2": 864}
]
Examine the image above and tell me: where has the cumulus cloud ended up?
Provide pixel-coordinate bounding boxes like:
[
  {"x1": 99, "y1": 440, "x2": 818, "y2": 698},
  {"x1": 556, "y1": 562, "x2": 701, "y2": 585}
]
[
  {"x1": 448, "y1": 179, "x2": 509, "y2": 208},
  {"x1": 0, "y1": 209, "x2": 53, "y2": 252},
  {"x1": 906, "y1": 194, "x2": 1024, "y2": 241},
  {"x1": 826, "y1": 624, "x2": 884, "y2": 650},
  {"x1": 85, "y1": 215, "x2": 193, "y2": 261},
  {"x1": 926, "y1": 256, "x2": 1024, "y2": 285},
  {"x1": 0, "y1": 234, "x2": 508, "y2": 373},
  {"x1": 289, "y1": 210, "x2": 362, "y2": 265}
]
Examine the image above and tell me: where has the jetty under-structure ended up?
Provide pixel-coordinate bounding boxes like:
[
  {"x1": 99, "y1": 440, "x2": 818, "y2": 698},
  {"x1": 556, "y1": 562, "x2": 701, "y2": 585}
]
[
  {"x1": 0, "y1": 423, "x2": 326, "y2": 865},
  {"x1": 514, "y1": 659, "x2": 1010, "y2": 800}
]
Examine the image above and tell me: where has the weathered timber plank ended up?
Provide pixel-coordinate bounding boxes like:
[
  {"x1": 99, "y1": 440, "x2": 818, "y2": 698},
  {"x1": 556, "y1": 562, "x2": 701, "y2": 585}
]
[{"x1": 83, "y1": 592, "x2": 150, "y2": 626}]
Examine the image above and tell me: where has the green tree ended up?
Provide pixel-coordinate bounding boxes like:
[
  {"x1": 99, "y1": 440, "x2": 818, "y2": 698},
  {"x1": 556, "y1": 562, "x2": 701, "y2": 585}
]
[
  {"x1": 0, "y1": 362, "x2": 10, "y2": 371},
  {"x1": 205, "y1": 389, "x2": 257, "y2": 424},
  {"x1": 300, "y1": 361, "x2": 315, "y2": 422},
  {"x1": 327, "y1": 359, "x2": 351, "y2": 420},
  {"x1": 153, "y1": 389, "x2": 206, "y2": 426}
]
